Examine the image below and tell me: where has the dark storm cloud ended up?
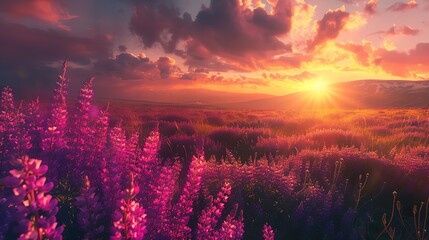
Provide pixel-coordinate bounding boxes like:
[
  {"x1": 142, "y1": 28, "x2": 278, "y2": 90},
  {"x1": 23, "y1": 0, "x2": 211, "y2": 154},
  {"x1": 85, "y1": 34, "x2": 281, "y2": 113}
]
[
  {"x1": 118, "y1": 45, "x2": 128, "y2": 52},
  {"x1": 94, "y1": 53, "x2": 156, "y2": 80},
  {"x1": 129, "y1": 1, "x2": 192, "y2": 53},
  {"x1": 129, "y1": 0, "x2": 294, "y2": 70},
  {"x1": 94, "y1": 53, "x2": 180, "y2": 80},
  {"x1": 0, "y1": 21, "x2": 112, "y2": 65},
  {"x1": 0, "y1": 21, "x2": 112, "y2": 98},
  {"x1": 308, "y1": 8, "x2": 350, "y2": 51}
]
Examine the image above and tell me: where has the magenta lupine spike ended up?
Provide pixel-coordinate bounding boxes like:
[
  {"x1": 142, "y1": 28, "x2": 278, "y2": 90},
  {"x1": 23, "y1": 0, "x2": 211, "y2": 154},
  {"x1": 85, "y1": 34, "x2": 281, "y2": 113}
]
[
  {"x1": 100, "y1": 125, "x2": 128, "y2": 236},
  {"x1": 2, "y1": 156, "x2": 63, "y2": 239},
  {"x1": 25, "y1": 98, "x2": 43, "y2": 158},
  {"x1": 67, "y1": 77, "x2": 96, "y2": 180},
  {"x1": 138, "y1": 129, "x2": 160, "y2": 184},
  {"x1": 15, "y1": 103, "x2": 31, "y2": 160},
  {"x1": 75, "y1": 176, "x2": 104, "y2": 240},
  {"x1": 145, "y1": 166, "x2": 175, "y2": 238},
  {"x1": 141, "y1": 129, "x2": 160, "y2": 165},
  {"x1": 167, "y1": 155, "x2": 205, "y2": 239},
  {"x1": 124, "y1": 133, "x2": 141, "y2": 180},
  {"x1": 0, "y1": 86, "x2": 19, "y2": 171},
  {"x1": 196, "y1": 181, "x2": 232, "y2": 240},
  {"x1": 112, "y1": 176, "x2": 147, "y2": 240},
  {"x1": 42, "y1": 61, "x2": 69, "y2": 177},
  {"x1": 43, "y1": 61, "x2": 68, "y2": 150},
  {"x1": 90, "y1": 108, "x2": 109, "y2": 188},
  {"x1": 262, "y1": 223, "x2": 275, "y2": 240},
  {"x1": 107, "y1": 125, "x2": 127, "y2": 184},
  {"x1": 215, "y1": 204, "x2": 244, "y2": 240},
  {"x1": 137, "y1": 129, "x2": 161, "y2": 207}
]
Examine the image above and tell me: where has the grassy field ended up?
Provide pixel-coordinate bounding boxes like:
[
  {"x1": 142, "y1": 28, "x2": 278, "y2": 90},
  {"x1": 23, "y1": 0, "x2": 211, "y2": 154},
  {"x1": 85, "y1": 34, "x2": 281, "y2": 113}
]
[{"x1": 1, "y1": 76, "x2": 429, "y2": 239}]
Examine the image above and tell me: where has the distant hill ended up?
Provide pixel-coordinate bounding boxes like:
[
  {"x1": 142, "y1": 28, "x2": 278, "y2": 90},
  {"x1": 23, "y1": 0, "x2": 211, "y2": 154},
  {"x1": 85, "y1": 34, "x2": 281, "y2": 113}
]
[
  {"x1": 225, "y1": 80, "x2": 429, "y2": 110},
  {"x1": 102, "y1": 88, "x2": 274, "y2": 106}
]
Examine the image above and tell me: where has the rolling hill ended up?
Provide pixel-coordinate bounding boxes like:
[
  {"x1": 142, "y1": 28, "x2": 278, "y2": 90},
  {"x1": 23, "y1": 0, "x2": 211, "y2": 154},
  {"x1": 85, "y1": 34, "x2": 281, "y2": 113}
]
[{"x1": 226, "y1": 80, "x2": 429, "y2": 110}]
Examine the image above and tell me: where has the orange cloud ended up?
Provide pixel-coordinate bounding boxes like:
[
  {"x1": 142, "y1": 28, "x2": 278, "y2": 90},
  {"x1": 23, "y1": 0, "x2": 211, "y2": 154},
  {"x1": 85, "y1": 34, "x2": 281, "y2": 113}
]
[
  {"x1": 0, "y1": 0, "x2": 76, "y2": 30},
  {"x1": 337, "y1": 41, "x2": 374, "y2": 66},
  {"x1": 308, "y1": 8, "x2": 350, "y2": 51}
]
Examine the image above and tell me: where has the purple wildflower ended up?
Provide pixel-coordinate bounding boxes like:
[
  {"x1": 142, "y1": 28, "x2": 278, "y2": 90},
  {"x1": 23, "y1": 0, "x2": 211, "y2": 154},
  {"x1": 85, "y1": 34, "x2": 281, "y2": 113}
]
[
  {"x1": 262, "y1": 223, "x2": 275, "y2": 240},
  {"x1": 75, "y1": 176, "x2": 104, "y2": 240},
  {"x1": 2, "y1": 156, "x2": 63, "y2": 239},
  {"x1": 112, "y1": 176, "x2": 147, "y2": 240},
  {"x1": 196, "y1": 181, "x2": 232, "y2": 240}
]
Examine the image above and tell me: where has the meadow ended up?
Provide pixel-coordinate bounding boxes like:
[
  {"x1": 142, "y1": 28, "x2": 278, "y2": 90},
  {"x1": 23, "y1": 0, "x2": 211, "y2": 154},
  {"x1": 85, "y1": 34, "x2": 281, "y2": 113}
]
[{"x1": 1, "y1": 64, "x2": 429, "y2": 239}]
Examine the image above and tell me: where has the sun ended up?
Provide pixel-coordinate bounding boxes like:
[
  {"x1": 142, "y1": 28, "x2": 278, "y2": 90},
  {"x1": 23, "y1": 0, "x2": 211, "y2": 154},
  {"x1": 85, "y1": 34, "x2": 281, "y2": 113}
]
[
  {"x1": 311, "y1": 81, "x2": 328, "y2": 93},
  {"x1": 298, "y1": 80, "x2": 339, "y2": 109}
]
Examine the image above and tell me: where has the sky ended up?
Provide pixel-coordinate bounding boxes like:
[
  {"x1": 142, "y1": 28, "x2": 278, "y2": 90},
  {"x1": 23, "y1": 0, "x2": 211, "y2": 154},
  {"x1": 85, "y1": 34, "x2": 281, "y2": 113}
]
[{"x1": 0, "y1": 0, "x2": 429, "y2": 100}]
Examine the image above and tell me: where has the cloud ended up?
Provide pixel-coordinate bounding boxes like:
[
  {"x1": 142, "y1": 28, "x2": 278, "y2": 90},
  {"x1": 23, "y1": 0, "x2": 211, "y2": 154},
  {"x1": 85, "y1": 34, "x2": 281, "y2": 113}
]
[
  {"x1": 267, "y1": 71, "x2": 316, "y2": 82},
  {"x1": 308, "y1": 8, "x2": 350, "y2": 50},
  {"x1": 371, "y1": 25, "x2": 419, "y2": 36},
  {"x1": 337, "y1": 0, "x2": 355, "y2": 3},
  {"x1": 94, "y1": 53, "x2": 158, "y2": 80},
  {"x1": 156, "y1": 56, "x2": 179, "y2": 79},
  {"x1": 386, "y1": 0, "x2": 418, "y2": 11},
  {"x1": 387, "y1": 25, "x2": 419, "y2": 35},
  {"x1": 374, "y1": 43, "x2": 429, "y2": 77},
  {"x1": 364, "y1": 0, "x2": 377, "y2": 15},
  {"x1": 0, "y1": 21, "x2": 112, "y2": 65},
  {"x1": 118, "y1": 45, "x2": 128, "y2": 52},
  {"x1": 0, "y1": 0, "x2": 76, "y2": 30},
  {"x1": 337, "y1": 41, "x2": 374, "y2": 66},
  {"x1": 129, "y1": 0, "x2": 294, "y2": 71}
]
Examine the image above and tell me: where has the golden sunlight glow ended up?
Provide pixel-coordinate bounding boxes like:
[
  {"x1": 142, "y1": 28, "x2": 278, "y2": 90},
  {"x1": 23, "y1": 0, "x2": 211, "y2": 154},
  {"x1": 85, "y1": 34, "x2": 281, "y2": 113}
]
[{"x1": 312, "y1": 81, "x2": 327, "y2": 92}]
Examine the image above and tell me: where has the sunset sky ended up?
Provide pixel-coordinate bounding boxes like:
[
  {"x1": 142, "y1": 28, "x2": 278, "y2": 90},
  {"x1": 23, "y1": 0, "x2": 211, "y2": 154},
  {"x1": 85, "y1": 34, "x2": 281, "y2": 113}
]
[{"x1": 1, "y1": 0, "x2": 429, "y2": 100}]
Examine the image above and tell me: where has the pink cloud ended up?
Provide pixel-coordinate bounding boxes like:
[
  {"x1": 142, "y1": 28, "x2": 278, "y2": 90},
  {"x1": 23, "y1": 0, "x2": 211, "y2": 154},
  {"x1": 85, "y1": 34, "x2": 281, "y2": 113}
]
[
  {"x1": 387, "y1": 0, "x2": 418, "y2": 12},
  {"x1": 0, "y1": 0, "x2": 76, "y2": 30},
  {"x1": 337, "y1": 41, "x2": 373, "y2": 66},
  {"x1": 375, "y1": 43, "x2": 429, "y2": 77},
  {"x1": 371, "y1": 25, "x2": 419, "y2": 36}
]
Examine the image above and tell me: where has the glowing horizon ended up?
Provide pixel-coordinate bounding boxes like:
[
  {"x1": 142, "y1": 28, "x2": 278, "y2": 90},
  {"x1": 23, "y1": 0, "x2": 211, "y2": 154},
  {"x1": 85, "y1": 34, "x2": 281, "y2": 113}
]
[{"x1": 0, "y1": 0, "x2": 428, "y2": 100}]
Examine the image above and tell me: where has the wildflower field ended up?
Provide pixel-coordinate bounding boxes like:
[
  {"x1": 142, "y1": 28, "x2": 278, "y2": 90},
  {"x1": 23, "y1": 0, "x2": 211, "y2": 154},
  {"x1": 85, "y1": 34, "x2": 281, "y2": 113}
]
[{"x1": 1, "y1": 63, "x2": 429, "y2": 239}]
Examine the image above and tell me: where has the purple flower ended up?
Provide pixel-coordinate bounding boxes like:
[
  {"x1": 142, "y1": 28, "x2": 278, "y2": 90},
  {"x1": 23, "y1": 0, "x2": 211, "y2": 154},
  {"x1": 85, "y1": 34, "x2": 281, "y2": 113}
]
[
  {"x1": 112, "y1": 176, "x2": 147, "y2": 240},
  {"x1": 2, "y1": 156, "x2": 63, "y2": 239},
  {"x1": 166, "y1": 155, "x2": 205, "y2": 239},
  {"x1": 215, "y1": 204, "x2": 244, "y2": 240},
  {"x1": 196, "y1": 181, "x2": 232, "y2": 240},
  {"x1": 262, "y1": 223, "x2": 275, "y2": 240},
  {"x1": 75, "y1": 176, "x2": 104, "y2": 239}
]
